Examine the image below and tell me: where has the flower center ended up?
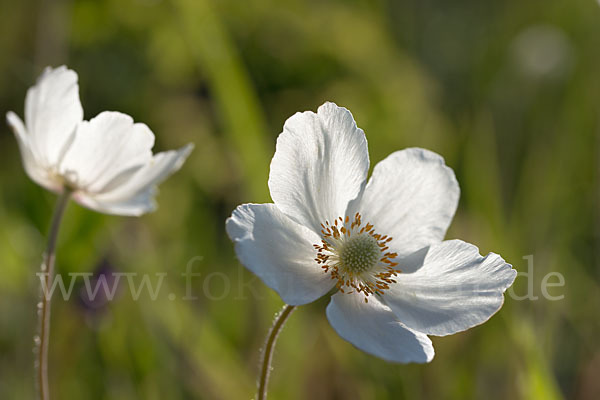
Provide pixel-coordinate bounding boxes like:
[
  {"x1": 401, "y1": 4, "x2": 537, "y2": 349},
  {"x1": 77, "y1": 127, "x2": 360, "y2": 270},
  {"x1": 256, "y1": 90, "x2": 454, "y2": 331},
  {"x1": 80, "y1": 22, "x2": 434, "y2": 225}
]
[
  {"x1": 339, "y1": 233, "x2": 380, "y2": 273},
  {"x1": 314, "y1": 213, "x2": 401, "y2": 302}
]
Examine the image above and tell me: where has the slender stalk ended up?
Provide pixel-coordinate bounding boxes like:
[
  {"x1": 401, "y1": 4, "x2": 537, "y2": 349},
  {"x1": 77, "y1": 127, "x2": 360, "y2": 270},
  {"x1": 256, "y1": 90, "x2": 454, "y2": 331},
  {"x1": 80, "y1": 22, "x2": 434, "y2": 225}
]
[
  {"x1": 37, "y1": 189, "x2": 71, "y2": 400},
  {"x1": 257, "y1": 304, "x2": 296, "y2": 400}
]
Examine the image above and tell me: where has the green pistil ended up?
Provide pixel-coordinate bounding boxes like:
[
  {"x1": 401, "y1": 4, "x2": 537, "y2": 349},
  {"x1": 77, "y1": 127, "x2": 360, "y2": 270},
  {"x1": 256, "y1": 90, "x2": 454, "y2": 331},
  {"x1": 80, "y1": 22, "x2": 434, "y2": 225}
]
[{"x1": 339, "y1": 233, "x2": 380, "y2": 273}]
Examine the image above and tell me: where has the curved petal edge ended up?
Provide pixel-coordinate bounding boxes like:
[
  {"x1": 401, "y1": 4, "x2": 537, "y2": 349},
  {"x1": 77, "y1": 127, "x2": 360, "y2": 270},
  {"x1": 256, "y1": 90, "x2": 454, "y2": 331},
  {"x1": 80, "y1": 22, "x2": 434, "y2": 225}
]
[
  {"x1": 383, "y1": 240, "x2": 517, "y2": 336},
  {"x1": 326, "y1": 292, "x2": 434, "y2": 363},
  {"x1": 226, "y1": 203, "x2": 334, "y2": 305}
]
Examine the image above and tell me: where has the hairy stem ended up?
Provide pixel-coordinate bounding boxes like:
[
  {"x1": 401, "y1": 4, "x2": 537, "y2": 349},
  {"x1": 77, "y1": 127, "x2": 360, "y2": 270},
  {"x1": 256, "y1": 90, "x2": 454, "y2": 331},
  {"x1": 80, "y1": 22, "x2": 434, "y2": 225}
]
[
  {"x1": 37, "y1": 189, "x2": 71, "y2": 400},
  {"x1": 257, "y1": 304, "x2": 296, "y2": 400}
]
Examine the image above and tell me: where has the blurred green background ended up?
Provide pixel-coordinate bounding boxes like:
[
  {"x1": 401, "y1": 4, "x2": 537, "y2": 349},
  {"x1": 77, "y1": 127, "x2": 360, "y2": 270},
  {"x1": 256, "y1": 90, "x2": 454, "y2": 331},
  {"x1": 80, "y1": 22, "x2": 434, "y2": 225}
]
[{"x1": 0, "y1": 0, "x2": 598, "y2": 398}]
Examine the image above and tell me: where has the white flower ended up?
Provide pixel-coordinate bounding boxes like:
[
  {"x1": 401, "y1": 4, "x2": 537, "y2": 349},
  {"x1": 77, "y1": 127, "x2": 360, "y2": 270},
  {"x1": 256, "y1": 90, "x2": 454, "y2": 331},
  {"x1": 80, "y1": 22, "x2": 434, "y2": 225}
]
[
  {"x1": 227, "y1": 102, "x2": 517, "y2": 363},
  {"x1": 6, "y1": 66, "x2": 193, "y2": 216}
]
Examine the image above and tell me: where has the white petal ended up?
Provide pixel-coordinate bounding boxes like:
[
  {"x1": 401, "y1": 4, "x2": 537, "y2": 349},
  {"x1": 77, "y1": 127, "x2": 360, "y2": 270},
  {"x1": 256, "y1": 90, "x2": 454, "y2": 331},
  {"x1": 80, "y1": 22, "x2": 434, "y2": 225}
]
[
  {"x1": 6, "y1": 111, "x2": 60, "y2": 191},
  {"x1": 226, "y1": 203, "x2": 335, "y2": 305},
  {"x1": 382, "y1": 240, "x2": 517, "y2": 336},
  {"x1": 326, "y1": 292, "x2": 434, "y2": 363},
  {"x1": 268, "y1": 102, "x2": 369, "y2": 234},
  {"x1": 74, "y1": 144, "x2": 193, "y2": 216},
  {"x1": 347, "y1": 148, "x2": 460, "y2": 256},
  {"x1": 59, "y1": 111, "x2": 155, "y2": 191},
  {"x1": 73, "y1": 187, "x2": 157, "y2": 217},
  {"x1": 24, "y1": 66, "x2": 83, "y2": 167}
]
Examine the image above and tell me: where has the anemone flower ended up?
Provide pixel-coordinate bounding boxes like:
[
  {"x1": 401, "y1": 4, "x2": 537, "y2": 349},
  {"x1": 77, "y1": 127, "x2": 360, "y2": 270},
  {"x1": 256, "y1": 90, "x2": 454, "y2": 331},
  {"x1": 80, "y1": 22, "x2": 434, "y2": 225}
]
[
  {"x1": 7, "y1": 66, "x2": 192, "y2": 400},
  {"x1": 7, "y1": 66, "x2": 193, "y2": 216},
  {"x1": 227, "y1": 102, "x2": 516, "y2": 399}
]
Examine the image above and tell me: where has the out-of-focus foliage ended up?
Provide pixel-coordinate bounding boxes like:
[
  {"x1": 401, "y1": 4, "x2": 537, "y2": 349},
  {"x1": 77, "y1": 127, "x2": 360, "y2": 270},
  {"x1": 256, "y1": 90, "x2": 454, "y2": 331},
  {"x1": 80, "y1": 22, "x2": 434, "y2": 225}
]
[{"x1": 0, "y1": 0, "x2": 598, "y2": 399}]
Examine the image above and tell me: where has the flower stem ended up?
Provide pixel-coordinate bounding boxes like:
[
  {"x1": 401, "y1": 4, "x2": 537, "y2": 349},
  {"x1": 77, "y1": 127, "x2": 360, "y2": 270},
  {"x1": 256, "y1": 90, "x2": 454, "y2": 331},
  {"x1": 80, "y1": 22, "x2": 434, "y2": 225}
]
[
  {"x1": 257, "y1": 304, "x2": 296, "y2": 400},
  {"x1": 37, "y1": 189, "x2": 71, "y2": 400}
]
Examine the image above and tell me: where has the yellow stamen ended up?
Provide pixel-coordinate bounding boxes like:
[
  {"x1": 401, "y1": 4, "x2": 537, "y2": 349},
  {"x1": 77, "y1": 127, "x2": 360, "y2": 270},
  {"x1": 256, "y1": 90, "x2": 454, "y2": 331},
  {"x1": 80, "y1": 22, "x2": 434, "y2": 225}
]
[{"x1": 314, "y1": 212, "x2": 401, "y2": 302}]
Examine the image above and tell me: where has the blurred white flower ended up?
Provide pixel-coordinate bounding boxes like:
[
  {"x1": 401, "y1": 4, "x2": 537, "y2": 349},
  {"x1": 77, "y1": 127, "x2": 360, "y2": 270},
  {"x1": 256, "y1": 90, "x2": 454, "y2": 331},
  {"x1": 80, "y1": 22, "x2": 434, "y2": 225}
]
[
  {"x1": 512, "y1": 25, "x2": 574, "y2": 80},
  {"x1": 227, "y1": 102, "x2": 516, "y2": 363},
  {"x1": 7, "y1": 66, "x2": 193, "y2": 216}
]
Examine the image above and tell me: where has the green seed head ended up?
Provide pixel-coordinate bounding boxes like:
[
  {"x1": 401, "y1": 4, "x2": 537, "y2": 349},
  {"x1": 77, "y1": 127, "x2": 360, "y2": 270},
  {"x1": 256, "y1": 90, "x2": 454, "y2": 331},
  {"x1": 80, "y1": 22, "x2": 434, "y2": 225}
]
[{"x1": 339, "y1": 233, "x2": 380, "y2": 273}]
